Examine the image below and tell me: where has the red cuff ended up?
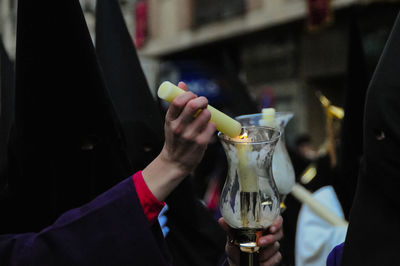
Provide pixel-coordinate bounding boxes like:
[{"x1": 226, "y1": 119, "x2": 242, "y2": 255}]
[{"x1": 132, "y1": 171, "x2": 165, "y2": 224}]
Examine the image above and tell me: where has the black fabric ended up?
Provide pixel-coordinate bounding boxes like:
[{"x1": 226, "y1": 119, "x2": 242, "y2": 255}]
[
  {"x1": 3, "y1": 0, "x2": 132, "y2": 233},
  {"x1": 341, "y1": 10, "x2": 400, "y2": 266},
  {"x1": 334, "y1": 10, "x2": 369, "y2": 219},
  {"x1": 165, "y1": 178, "x2": 226, "y2": 266},
  {"x1": 0, "y1": 35, "x2": 15, "y2": 193},
  {"x1": 95, "y1": 0, "x2": 164, "y2": 173},
  {"x1": 219, "y1": 49, "x2": 259, "y2": 116}
]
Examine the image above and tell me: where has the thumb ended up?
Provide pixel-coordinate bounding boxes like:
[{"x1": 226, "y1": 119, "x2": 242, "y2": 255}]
[{"x1": 218, "y1": 217, "x2": 233, "y2": 237}]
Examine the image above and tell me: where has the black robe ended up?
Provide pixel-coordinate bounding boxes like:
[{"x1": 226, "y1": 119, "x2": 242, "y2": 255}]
[
  {"x1": 0, "y1": 35, "x2": 15, "y2": 193},
  {"x1": 341, "y1": 10, "x2": 400, "y2": 266}
]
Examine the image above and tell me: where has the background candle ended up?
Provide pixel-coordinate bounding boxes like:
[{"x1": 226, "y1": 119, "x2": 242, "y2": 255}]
[
  {"x1": 291, "y1": 183, "x2": 348, "y2": 226},
  {"x1": 157, "y1": 81, "x2": 242, "y2": 138}
]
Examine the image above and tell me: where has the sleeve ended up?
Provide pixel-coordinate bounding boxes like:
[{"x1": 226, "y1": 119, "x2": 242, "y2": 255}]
[
  {"x1": 132, "y1": 171, "x2": 165, "y2": 223},
  {"x1": 0, "y1": 177, "x2": 170, "y2": 266},
  {"x1": 327, "y1": 242, "x2": 344, "y2": 266}
]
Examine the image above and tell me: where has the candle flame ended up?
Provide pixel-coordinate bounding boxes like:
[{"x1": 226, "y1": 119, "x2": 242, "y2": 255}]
[{"x1": 239, "y1": 132, "x2": 248, "y2": 139}]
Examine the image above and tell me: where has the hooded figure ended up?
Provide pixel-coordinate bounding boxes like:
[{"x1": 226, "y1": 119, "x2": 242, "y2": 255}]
[
  {"x1": 0, "y1": 0, "x2": 172, "y2": 265},
  {"x1": 95, "y1": 1, "x2": 226, "y2": 265},
  {"x1": 6, "y1": 0, "x2": 131, "y2": 233},
  {"x1": 341, "y1": 11, "x2": 400, "y2": 265}
]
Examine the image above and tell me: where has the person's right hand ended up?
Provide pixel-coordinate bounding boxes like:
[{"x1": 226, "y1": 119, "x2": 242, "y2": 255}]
[
  {"x1": 143, "y1": 82, "x2": 216, "y2": 201},
  {"x1": 219, "y1": 216, "x2": 283, "y2": 266},
  {"x1": 160, "y1": 81, "x2": 216, "y2": 176}
]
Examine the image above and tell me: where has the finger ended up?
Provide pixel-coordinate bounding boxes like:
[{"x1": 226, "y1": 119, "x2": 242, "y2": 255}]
[
  {"x1": 178, "y1": 81, "x2": 187, "y2": 91},
  {"x1": 258, "y1": 241, "x2": 280, "y2": 263},
  {"x1": 269, "y1": 216, "x2": 283, "y2": 234},
  {"x1": 175, "y1": 96, "x2": 208, "y2": 127},
  {"x1": 260, "y1": 251, "x2": 282, "y2": 266},
  {"x1": 166, "y1": 91, "x2": 197, "y2": 121},
  {"x1": 183, "y1": 108, "x2": 212, "y2": 140},
  {"x1": 258, "y1": 228, "x2": 283, "y2": 246},
  {"x1": 195, "y1": 122, "x2": 217, "y2": 146},
  {"x1": 218, "y1": 218, "x2": 232, "y2": 235},
  {"x1": 225, "y1": 244, "x2": 240, "y2": 266}
]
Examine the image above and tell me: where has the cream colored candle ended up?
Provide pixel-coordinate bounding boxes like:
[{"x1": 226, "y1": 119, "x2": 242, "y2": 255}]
[
  {"x1": 262, "y1": 108, "x2": 276, "y2": 126},
  {"x1": 236, "y1": 140, "x2": 258, "y2": 192},
  {"x1": 291, "y1": 183, "x2": 348, "y2": 226},
  {"x1": 157, "y1": 81, "x2": 242, "y2": 138}
]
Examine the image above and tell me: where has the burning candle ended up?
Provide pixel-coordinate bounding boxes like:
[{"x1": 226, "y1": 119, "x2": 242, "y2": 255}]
[
  {"x1": 157, "y1": 81, "x2": 242, "y2": 138},
  {"x1": 236, "y1": 132, "x2": 258, "y2": 193}
]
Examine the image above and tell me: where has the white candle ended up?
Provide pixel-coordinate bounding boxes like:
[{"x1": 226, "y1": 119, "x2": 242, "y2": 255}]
[
  {"x1": 291, "y1": 183, "x2": 348, "y2": 226},
  {"x1": 262, "y1": 108, "x2": 276, "y2": 125},
  {"x1": 157, "y1": 81, "x2": 242, "y2": 138},
  {"x1": 236, "y1": 138, "x2": 258, "y2": 192}
]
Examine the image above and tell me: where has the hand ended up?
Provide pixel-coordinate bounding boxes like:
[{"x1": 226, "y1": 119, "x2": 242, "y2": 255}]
[
  {"x1": 143, "y1": 82, "x2": 216, "y2": 201},
  {"x1": 219, "y1": 216, "x2": 283, "y2": 266},
  {"x1": 160, "y1": 81, "x2": 216, "y2": 175}
]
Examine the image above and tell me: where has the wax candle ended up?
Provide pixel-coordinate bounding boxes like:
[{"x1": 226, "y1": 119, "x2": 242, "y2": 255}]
[
  {"x1": 260, "y1": 108, "x2": 295, "y2": 196},
  {"x1": 261, "y1": 108, "x2": 276, "y2": 126},
  {"x1": 235, "y1": 134, "x2": 259, "y2": 227},
  {"x1": 291, "y1": 183, "x2": 348, "y2": 226},
  {"x1": 157, "y1": 81, "x2": 242, "y2": 138},
  {"x1": 236, "y1": 136, "x2": 258, "y2": 192}
]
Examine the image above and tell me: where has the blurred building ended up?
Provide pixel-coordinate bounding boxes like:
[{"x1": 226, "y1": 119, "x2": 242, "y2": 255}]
[{"x1": 136, "y1": 0, "x2": 399, "y2": 149}]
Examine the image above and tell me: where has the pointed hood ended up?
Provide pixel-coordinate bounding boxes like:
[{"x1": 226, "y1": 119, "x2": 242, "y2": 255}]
[
  {"x1": 0, "y1": 35, "x2": 15, "y2": 192},
  {"x1": 342, "y1": 11, "x2": 400, "y2": 265},
  {"x1": 9, "y1": 0, "x2": 131, "y2": 232},
  {"x1": 95, "y1": 0, "x2": 164, "y2": 172}
]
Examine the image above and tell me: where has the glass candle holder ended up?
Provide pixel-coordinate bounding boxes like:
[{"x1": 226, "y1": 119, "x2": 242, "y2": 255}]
[
  {"x1": 218, "y1": 126, "x2": 281, "y2": 264},
  {"x1": 236, "y1": 112, "x2": 295, "y2": 210}
]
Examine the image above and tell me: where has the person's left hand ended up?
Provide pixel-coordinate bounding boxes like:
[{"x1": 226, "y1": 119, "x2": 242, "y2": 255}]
[{"x1": 218, "y1": 216, "x2": 283, "y2": 266}]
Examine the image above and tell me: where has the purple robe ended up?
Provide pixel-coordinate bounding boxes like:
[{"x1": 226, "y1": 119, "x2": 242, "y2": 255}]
[
  {"x1": 327, "y1": 242, "x2": 344, "y2": 266},
  {"x1": 0, "y1": 178, "x2": 171, "y2": 266}
]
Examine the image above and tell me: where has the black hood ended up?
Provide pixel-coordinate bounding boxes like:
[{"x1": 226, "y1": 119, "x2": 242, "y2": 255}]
[
  {"x1": 7, "y1": 0, "x2": 131, "y2": 232},
  {"x1": 96, "y1": 0, "x2": 164, "y2": 172}
]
